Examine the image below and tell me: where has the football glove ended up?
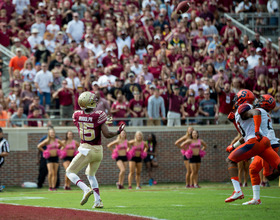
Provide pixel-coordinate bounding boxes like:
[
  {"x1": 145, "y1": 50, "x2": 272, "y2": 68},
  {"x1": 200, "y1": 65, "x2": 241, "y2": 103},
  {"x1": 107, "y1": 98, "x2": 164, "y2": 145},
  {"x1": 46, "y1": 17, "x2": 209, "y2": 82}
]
[
  {"x1": 226, "y1": 145, "x2": 235, "y2": 153},
  {"x1": 227, "y1": 112, "x2": 235, "y2": 123}
]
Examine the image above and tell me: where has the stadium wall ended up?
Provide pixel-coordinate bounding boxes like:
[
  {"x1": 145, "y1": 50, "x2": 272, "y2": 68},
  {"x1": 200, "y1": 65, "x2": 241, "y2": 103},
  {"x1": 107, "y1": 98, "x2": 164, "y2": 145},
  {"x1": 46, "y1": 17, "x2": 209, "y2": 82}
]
[{"x1": 2, "y1": 126, "x2": 279, "y2": 187}]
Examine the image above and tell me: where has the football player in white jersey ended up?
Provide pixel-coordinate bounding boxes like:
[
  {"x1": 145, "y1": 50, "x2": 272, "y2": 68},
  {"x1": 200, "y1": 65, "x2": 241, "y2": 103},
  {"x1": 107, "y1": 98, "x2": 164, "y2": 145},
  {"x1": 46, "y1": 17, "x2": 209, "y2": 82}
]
[
  {"x1": 66, "y1": 92, "x2": 125, "y2": 208},
  {"x1": 225, "y1": 89, "x2": 280, "y2": 203},
  {"x1": 242, "y1": 94, "x2": 279, "y2": 205}
]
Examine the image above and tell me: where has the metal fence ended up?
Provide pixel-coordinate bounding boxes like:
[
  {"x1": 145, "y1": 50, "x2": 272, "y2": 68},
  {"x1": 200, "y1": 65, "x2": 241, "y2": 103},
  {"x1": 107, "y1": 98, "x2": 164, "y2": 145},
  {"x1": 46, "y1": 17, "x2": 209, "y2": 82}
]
[{"x1": 225, "y1": 13, "x2": 280, "y2": 46}]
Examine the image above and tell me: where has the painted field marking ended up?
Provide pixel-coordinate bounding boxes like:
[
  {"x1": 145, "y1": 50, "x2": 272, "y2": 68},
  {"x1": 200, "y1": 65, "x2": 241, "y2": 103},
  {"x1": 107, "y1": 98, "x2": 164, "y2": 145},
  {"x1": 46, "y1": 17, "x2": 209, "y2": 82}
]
[
  {"x1": 0, "y1": 203, "x2": 166, "y2": 220},
  {"x1": 229, "y1": 204, "x2": 241, "y2": 206},
  {"x1": 171, "y1": 204, "x2": 185, "y2": 207},
  {"x1": 0, "y1": 197, "x2": 45, "y2": 201},
  {"x1": 115, "y1": 206, "x2": 127, "y2": 208}
]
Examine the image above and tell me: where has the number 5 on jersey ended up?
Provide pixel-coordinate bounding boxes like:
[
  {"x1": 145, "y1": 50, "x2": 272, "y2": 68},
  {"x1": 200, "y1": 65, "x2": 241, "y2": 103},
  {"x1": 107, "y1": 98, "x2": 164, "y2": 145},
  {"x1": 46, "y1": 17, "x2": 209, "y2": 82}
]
[{"x1": 78, "y1": 122, "x2": 96, "y2": 141}]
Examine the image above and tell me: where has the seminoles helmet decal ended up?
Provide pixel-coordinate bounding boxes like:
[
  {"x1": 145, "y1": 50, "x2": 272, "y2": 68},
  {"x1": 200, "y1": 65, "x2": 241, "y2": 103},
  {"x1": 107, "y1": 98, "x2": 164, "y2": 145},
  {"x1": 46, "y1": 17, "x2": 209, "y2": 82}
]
[
  {"x1": 256, "y1": 94, "x2": 276, "y2": 112},
  {"x1": 78, "y1": 91, "x2": 98, "y2": 110},
  {"x1": 233, "y1": 89, "x2": 255, "y2": 110}
]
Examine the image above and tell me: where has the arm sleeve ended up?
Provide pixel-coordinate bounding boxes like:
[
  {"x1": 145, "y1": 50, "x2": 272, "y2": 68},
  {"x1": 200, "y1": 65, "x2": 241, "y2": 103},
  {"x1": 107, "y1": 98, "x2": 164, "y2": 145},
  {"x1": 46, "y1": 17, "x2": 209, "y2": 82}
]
[{"x1": 147, "y1": 98, "x2": 153, "y2": 117}]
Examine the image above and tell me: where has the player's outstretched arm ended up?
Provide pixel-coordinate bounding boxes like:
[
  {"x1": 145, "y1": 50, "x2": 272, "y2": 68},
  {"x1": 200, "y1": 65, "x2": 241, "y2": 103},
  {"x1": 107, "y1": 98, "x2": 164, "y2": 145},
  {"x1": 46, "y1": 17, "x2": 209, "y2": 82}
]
[{"x1": 101, "y1": 123, "x2": 125, "y2": 139}]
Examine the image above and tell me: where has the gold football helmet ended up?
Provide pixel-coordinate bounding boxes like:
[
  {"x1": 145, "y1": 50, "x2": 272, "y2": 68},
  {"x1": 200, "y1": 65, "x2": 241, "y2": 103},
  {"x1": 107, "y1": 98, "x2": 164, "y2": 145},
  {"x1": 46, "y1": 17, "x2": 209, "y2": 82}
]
[{"x1": 78, "y1": 91, "x2": 98, "y2": 110}]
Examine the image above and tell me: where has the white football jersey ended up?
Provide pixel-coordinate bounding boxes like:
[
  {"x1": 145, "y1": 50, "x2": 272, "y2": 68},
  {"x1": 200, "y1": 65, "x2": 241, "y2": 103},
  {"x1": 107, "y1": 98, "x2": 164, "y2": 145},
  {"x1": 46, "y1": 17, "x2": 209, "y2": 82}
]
[
  {"x1": 235, "y1": 104, "x2": 263, "y2": 142},
  {"x1": 257, "y1": 108, "x2": 279, "y2": 145}
]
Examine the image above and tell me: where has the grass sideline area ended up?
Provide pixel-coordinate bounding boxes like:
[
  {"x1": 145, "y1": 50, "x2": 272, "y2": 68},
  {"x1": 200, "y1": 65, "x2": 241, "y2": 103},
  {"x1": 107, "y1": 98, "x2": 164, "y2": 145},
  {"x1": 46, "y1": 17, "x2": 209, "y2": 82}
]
[{"x1": 1, "y1": 182, "x2": 280, "y2": 220}]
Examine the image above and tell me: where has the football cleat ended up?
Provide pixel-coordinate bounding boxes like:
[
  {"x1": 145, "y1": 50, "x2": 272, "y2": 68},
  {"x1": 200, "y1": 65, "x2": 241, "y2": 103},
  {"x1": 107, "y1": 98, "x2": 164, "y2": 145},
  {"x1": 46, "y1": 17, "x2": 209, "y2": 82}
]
[
  {"x1": 80, "y1": 188, "x2": 93, "y2": 205},
  {"x1": 225, "y1": 191, "x2": 244, "y2": 203},
  {"x1": 93, "y1": 199, "x2": 103, "y2": 208},
  {"x1": 242, "y1": 199, "x2": 261, "y2": 205}
]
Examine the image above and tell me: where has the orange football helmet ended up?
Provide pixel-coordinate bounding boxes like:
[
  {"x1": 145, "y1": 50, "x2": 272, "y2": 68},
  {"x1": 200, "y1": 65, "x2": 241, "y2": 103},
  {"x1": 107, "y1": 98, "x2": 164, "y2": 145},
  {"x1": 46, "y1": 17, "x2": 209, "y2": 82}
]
[
  {"x1": 255, "y1": 94, "x2": 276, "y2": 112},
  {"x1": 233, "y1": 89, "x2": 255, "y2": 110}
]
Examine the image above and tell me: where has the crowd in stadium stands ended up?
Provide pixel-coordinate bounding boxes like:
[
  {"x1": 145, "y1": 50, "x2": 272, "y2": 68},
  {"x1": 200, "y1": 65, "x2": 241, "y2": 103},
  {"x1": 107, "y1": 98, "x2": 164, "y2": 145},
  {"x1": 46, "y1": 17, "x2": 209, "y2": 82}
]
[{"x1": 0, "y1": 0, "x2": 280, "y2": 127}]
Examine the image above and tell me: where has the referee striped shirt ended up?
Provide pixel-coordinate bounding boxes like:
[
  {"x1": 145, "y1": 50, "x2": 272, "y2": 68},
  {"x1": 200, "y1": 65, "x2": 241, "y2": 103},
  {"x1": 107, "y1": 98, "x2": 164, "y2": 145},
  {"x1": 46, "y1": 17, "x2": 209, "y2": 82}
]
[{"x1": 0, "y1": 138, "x2": 10, "y2": 166}]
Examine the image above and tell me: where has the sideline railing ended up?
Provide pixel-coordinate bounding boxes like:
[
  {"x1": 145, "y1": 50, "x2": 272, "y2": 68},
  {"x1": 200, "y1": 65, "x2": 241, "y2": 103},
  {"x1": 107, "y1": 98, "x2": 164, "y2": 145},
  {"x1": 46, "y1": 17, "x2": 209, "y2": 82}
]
[
  {"x1": 1, "y1": 116, "x2": 219, "y2": 127},
  {"x1": 224, "y1": 13, "x2": 279, "y2": 49}
]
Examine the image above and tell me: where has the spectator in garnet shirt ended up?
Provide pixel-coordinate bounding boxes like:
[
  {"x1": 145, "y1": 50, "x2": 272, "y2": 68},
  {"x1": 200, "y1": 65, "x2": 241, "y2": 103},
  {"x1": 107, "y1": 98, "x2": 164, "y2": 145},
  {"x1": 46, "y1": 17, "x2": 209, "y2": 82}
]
[
  {"x1": 192, "y1": 27, "x2": 207, "y2": 51},
  {"x1": 111, "y1": 93, "x2": 129, "y2": 126},
  {"x1": 181, "y1": 89, "x2": 199, "y2": 125},
  {"x1": 215, "y1": 78, "x2": 235, "y2": 124},
  {"x1": 254, "y1": 56, "x2": 268, "y2": 80},
  {"x1": 128, "y1": 91, "x2": 146, "y2": 126},
  {"x1": 166, "y1": 79, "x2": 184, "y2": 126},
  {"x1": 52, "y1": 80, "x2": 74, "y2": 126},
  {"x1": 176, "y1": 56, "x2": 195, "y2": 81},
  {"x1": 102, "y1": 47, "x2": 115, "y2": 67},
  {"x1": 28, "y1": 107, "x2": 43, "y2": 127},
  {"x1": 29, "y1": 96, "x2": 51, "y2": 126},
  {"x1": 107, "y1": 55, "x2": 123, "y2": 78},
  {"x1": 148, "y1": 56, "x2": 161, "y2": 79},
  {"x1": 267, "y1": 57, "x2": 279, "y2": 85},
  {"x1": 0, "y1": 22, "x2": 11, "y2": 47}
]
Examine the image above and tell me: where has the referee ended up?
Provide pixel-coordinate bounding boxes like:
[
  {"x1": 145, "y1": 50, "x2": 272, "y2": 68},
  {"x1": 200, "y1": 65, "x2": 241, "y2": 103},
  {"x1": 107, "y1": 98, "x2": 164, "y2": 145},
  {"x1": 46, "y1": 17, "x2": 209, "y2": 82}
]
[{"x1": 0, "y1": 127, "x2": 10, "y2": 192}]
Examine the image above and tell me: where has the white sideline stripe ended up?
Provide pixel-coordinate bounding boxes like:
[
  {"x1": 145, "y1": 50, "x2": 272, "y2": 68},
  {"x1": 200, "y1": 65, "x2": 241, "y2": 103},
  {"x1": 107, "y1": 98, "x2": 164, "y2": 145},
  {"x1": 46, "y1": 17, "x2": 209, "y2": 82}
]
[
  {"x1": 115, "y1": 206, "x2": 127, "y2": 208},
  {"x1": 178, "y1": 193, "x2": 196, "y2": 195},
  {"x1": 0, "y1": 197, "x2": 45, "y2": 201},
  {"x1": 0, "y1": 203, "x2": 166, "y2": 220},
  {"x1": 171, "y1": 204, "x2": 184, "y2": 207},
  {"x1": 229, "y1": 204, "x2": 241, "y2": 206}
]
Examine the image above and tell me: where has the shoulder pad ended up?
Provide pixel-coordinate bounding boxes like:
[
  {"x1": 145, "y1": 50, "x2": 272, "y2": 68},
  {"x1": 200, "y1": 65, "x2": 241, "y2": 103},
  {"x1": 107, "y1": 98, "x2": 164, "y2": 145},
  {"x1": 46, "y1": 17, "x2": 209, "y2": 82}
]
[{"x1": 238, "y1": 103, "x2": 252, "y2": 115}]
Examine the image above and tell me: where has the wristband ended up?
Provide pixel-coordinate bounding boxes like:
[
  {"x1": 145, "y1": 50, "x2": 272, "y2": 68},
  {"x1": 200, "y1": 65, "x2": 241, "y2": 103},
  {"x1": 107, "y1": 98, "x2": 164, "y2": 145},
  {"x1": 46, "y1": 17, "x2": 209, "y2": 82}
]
[
  {"x1": 233, "y1": 140, "x2": 241, "y2": 148},
  {"x1": 253, "y1": 114, "x2": 261, "y2": 133}
]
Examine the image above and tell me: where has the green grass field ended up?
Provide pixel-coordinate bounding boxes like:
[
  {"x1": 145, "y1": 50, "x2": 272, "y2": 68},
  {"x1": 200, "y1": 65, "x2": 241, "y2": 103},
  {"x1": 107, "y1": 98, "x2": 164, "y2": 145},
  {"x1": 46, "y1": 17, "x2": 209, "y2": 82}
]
[{"x1": 1, "y1": 182, "x2": 280, "y2": 220}]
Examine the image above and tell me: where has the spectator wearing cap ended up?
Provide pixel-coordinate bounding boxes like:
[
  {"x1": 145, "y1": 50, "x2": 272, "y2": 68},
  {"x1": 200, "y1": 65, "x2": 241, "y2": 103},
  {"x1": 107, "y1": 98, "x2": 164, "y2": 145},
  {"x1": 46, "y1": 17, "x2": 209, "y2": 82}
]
[
  {"x1": 102, "y1": 47, "x2": 115, "y2": 67},
  {"x1": 166, "y1": 79, "x2": 183, "y2": 126},
  {"x1": 0, "y1": 22, "x2": 11, "y2": 47},
  {"x1": 247, "y1": 47, "x2": 261, "y2": 69},
  {"x1": 108, "y1": 78, "x2": 124, "y2": 104},
  {"x1": 147, "y1": 87, "x2": 166, "y2": 126},
  {"x1": 111, "y1": 93, "x2": 129, "y2": 126},
  {"x1": 31, "y1": 15, "x2": 46, "y2": 39},
  {"x1": 116, "y1": 30, "x2": 131, "y2": 59},
  {"x1": 152, "y1": 35, "x2": 161, "y2": 52},
  {"x1": 52, "y1": 80, "x2": 74, "y2": 126},
  {"x1": 203, "y1": 17, "x2": 218, "y2": 42},
  {"x1": 28, "y1": 28, "x2": 43, "y2": 53},
  {"x1": 192, "y1": 27, "x2": 207, "y2": 51},
  {"x1": 189, "y1": 75, "x2": 209, "y2": 97},
  {"x1": 34, "y1": 62, "x2": 53, "y2": 110},
  {"x1": 8, "y1": 48, "x2": 28, "y2": 82},
  {"x1": 239, "y1": 57, "x2": 249, "y2": 78},
  {"x1": 215, "y1": 79, "x2": 235, "y2": 124},
  {"x1": 66, "y1": 12, "x2": 84, "y2": 43},
  {"x1": 220, "y1": 18, "x2": 241, "y2": 38},
  {"x1": 252, "y1": 32, "x2": 263, "y2": 49},
  {"x1": 199, "y1": 3, "x2": 214, "y2": 22},
  {"x1": 34, "y1": 41, "x2": 51, "y2": 65},
  {"x1": 11, "y1": 38, "x2": 30, "y2": 57},
  {"x1": 212, "y1": 67, "x2": 229, "y2": 82},
  {"x1": 128, "y1": 91, "x2": 146, "y2": 126},
  {"x1": 35, "y1": 2, "x2": 48, "y2": 20},
  {"x1": 46, "y1": 16, "x2": 60, "y2": 38},
  {"x1": 123, "y1": 71, "x2": 142, "y2": 101},
  {"x1": 153, "y1": 12, "x2": 169, "y2": 32},
  {"x1": 241, "y1": 40, "x2": 254, "y2": 58},
  {"x1": 254, "y1": 55, "x2": 268, "y2": 79},
  {"x1": 97, "y1": 67, "x2": 117, "y2": 88},
  {"x1": 10, "y1": 105, "x2": 28, "y2": 127},
  {"x1": 198, "y1": 89, "x2": 218, "y2": 125},
  {"x1": 72, "y1": 0, "x2": 87, "y2": 19}
]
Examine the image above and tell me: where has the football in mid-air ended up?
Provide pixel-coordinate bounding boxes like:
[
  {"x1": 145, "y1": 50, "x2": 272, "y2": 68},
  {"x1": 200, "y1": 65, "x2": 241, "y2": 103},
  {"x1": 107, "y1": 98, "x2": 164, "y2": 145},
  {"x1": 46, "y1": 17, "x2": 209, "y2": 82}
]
[{"x1": 175, "y1": 1, "x2": 191, "y2": 14}]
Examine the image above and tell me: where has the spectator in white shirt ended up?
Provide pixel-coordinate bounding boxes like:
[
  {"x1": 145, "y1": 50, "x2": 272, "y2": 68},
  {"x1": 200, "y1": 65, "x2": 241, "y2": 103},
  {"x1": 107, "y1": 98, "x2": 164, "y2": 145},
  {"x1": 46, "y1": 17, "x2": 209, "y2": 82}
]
[
  {"x1": 189, "y1": 75, "x2": 209, "y2": 96},
  {"x1": 247, "y1": 47, "x2": 260, "y2": 69},
  {"x1": 66, "y1": 12, "x2": 84, "y2": 43},
  {"x1": 12, "y1": 0, "x2": 30, "y2": 15},
  {"x1": 43, "y1": 32, "x2": 56, "y2": 53},
  {"x1": 116, "y1": 30, "x2": 131, "y2": 59},
  {"x1": 84, "y1": 34, "x2": 94, "y2": 50},
  {"x1": 65, "y1": 68, "x2": 80, "y2": 90},
  {"x1": 28, "y1": 28, "x2": 43, "y2": 53},
  {"x1": 203, "y1": 17, "x2": 218, "y2": 42},
  {"x1": 130, "y1": 55, "x2": 143, "y2": 76},
  {"x1": 91, "y1": 37, "x2": 103, "y2": 59},
  {"x1": 46, "y1": 16, "x2": 60, "y2": 38},
  {"x1": 31, "y1": 15, "x2": 46, "y2": 38},
  {"x1": 98, "y1": 67, "x2": 117, "y2": 88},
  {"x1": 34, "y1": 62, "x2": 53, "y2": 110}
]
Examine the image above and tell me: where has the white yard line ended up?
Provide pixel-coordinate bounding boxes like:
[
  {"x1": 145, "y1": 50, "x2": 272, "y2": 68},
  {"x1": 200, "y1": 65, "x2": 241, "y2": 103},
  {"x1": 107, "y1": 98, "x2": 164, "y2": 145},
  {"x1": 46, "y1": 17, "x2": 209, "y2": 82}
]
[{"x1": 0, "y1": 197, "x2": 45, "y2": 201}]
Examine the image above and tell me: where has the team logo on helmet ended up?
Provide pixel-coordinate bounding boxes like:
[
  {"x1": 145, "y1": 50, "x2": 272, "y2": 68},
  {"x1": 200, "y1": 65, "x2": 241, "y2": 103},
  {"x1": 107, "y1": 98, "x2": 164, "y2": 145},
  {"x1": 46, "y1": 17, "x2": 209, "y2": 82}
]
[
  {"x1": 255, "y1": 94, "x2": 276, "y2": 112},
  {"x1": 78, "y1": 91, "x2": 98, "y2": 110},
  {"x1": 233, "y1": 89, "x2": 255, "y2": 110}
]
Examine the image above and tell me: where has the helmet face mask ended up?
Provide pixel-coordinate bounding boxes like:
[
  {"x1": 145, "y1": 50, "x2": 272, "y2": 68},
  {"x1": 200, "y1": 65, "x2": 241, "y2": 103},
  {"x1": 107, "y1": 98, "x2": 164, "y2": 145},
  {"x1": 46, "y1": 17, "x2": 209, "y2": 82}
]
[{"x1": 78, "y1": 91, "x2": 98, "y2": 111}]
